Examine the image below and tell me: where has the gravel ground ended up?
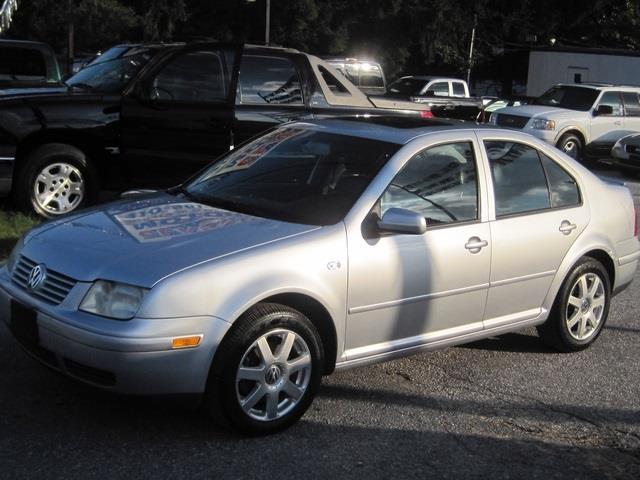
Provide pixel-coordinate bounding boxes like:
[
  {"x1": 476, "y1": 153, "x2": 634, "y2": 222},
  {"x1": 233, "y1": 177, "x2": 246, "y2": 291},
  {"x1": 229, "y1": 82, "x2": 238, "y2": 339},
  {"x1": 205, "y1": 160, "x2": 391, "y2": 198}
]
[{"x1": 0, "y1": 167, "x2": 638, "y2": 480}]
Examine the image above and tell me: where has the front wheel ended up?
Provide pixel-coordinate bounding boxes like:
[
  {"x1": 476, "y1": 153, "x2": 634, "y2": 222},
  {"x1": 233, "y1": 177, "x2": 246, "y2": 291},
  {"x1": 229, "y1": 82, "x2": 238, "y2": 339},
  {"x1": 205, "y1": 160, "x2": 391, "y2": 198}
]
[
  {"x1": 556, "y1": 133, "x2": 583, "y2": 162},
  {"x1": 537, "y1": 257, "x2": 611, "y2": 352},
  {"x1": 206, "y1": 303, "x2": 323, "y2": 434},
  {"x1": 15, "y1": 143, "x2": 96, "y2": 218}
]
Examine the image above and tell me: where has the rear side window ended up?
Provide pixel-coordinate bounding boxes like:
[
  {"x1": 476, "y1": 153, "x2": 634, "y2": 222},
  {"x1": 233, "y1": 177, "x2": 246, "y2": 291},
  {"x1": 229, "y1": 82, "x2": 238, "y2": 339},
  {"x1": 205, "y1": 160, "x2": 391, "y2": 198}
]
[
  {"x1": 540, "y1": 154, "x2": 580, "y2": 207},
  {"x1": 0, "y1": 47, "x2": 47, "y2": 79},
  {"x1": 319, "y1": 66, "x2": 351, "y2": 96},
  {"x1": 452, "y1": 82, "x2": 466, "y2": 97},
  {"x1": 622, "y1": 92, "x2": 640, "y2": 117},
  {"x1": 381, "y1": 142, "x2": 478, "y2": 226},
  {"x1": 238, "y1": 55, "x2": 303, "y2": 105},
  {"x1": 152, "y1": 50, "x2": 231, "y2": 103},
  {"x1": 485, "y1": 141, "x2": 550, "y2": 216}
]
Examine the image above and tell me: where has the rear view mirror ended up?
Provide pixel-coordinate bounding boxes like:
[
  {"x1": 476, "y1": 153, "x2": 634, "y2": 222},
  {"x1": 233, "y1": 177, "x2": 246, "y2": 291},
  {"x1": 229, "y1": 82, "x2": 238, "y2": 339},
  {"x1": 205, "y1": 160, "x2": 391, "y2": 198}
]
[
  {"x1": 594, "y1": 105, "x2": 613, "y2": 116},
  {"x1": 377, "y1": 208, "x2": 427, "y2": 235}
]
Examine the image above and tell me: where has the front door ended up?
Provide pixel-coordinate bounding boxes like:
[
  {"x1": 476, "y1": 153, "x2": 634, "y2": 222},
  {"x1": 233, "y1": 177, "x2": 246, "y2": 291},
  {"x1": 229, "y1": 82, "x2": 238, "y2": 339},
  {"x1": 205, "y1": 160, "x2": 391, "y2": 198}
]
[
  {"x1": 121, "y1": 44, "x2": 241, "y2": 188},
  {"x1": 345, "y1": 138, "x2": 491, "y2": 361},
  {"x1": 590, "y1": 91, "x2": 625, "y2": 150}
]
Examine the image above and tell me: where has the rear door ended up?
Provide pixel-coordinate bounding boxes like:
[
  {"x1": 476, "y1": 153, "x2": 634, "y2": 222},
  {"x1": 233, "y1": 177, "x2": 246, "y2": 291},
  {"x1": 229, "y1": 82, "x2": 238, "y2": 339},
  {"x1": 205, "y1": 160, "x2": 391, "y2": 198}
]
[
  {"x1": 477, "y1": 133, "x2": 588, "y2": 327},
  {"x1": 622, "y1": 91, "x2": 640, "y2": 134},
  {"x1": 121, "y1": 44, "x2": 241, "y2": 188}
]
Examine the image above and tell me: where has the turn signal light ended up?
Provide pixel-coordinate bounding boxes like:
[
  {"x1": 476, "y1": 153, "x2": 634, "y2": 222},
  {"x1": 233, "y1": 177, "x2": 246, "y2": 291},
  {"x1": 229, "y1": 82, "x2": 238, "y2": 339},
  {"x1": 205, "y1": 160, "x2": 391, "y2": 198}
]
[
  {"x1": 420, "y1": 110, "x2": 434, "y2": 119},
  {"x1": 171, "y1": 335, "x2": 203, "y2": 349}
]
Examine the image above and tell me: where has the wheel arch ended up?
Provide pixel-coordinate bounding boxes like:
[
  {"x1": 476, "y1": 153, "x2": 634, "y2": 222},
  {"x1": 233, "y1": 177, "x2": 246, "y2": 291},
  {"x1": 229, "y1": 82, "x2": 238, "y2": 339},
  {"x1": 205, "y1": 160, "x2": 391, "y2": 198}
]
[
  {"x1": 556, "y1": 128, "x2": 587, "y2": 149},
  {"x1": 216, "y1": 292, "x2": 339, "y2": 375}
]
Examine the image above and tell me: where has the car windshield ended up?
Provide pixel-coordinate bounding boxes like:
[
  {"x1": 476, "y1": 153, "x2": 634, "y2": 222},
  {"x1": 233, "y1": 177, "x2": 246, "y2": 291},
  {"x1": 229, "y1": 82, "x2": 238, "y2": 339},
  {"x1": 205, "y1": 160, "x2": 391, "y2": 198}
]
[
  {"x1": 388, "y1": 78, "x2": 426, "y2": 96},
  {"x1": 536, "y1": 86, "x2": 599, "y2": 111},
  {"x1": 184, "y1": 127, "x2": 400, "y2": 225},
  {"x1": 65, "y1": 47, "x2": 156, "y2": 93}
]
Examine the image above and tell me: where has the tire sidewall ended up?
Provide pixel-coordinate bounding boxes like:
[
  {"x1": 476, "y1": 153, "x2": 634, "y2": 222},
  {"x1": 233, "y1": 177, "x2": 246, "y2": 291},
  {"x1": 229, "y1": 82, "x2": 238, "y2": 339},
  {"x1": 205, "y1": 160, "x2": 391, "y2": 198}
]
[
  {"x1": 210, "y1": 305, "x2": 323, "y2": 434},
  {"x1": 554, "y1": 259, "x2": 611, "y2": 350},
  {"x1": 557, "y1": 133, "x2": 583, "y2": 161},
  {"x1": 16, "y1": 144, "x2": 96, "y2": 218}
]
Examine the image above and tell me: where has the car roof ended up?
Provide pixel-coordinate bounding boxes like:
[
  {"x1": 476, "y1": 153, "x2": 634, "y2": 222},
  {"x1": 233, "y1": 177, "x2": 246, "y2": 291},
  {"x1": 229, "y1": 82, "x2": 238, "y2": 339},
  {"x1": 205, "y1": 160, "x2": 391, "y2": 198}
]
[
  {"x1": 0, "y1": 39, "x2": 53, "y2": 49},
  {"x1": 287, "y1": 117, "x2": 498, "y2": 145},
  {"x1": 554, "y1": 82, "x2": 640, "y2": 91},
  {"x1": 398, "y1": 76, "x2": 464, "y2": 82}
]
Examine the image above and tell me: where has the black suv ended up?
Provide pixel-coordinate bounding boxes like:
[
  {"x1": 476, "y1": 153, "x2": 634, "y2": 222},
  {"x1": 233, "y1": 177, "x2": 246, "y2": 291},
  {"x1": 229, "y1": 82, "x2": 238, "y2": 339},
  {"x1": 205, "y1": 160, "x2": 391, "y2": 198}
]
[{"x1": 0, "y1": 42, "x2": 429, "y2": 217}]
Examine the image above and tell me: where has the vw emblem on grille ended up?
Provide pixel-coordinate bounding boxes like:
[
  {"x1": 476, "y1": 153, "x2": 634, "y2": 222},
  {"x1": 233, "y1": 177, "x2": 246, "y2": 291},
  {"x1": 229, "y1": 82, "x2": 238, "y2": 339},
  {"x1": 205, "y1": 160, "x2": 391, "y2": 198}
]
[{"x1": 27, "y1": 264, "x2": 47, "y2": 291}]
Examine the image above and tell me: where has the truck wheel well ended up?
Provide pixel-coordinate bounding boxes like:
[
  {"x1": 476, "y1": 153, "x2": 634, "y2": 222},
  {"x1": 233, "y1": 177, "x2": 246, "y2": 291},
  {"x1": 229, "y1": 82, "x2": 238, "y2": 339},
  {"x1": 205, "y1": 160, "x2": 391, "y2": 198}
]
[
  {"x1": 582, "y1": 250, "x2": 615, "y2": 287},
  {"x1": 259, "y1": 293, "x2": 338, "y2": 375},
  {"x1": 558, "y1": 129, "x2": 586, "y2": 148}
]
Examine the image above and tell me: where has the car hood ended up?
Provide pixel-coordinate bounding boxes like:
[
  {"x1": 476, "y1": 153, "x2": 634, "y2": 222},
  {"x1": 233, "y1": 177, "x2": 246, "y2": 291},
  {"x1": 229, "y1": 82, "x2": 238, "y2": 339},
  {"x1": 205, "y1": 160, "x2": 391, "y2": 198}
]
[
  {"x1": 494, "y1": 104, "x2": 587, "y2": 119},
  {"x1": 0, "y1": 86, "x2": 100, "y2": 102},
  {"x1": 21, "y1": 193, "x2": 320, "y2": 288}
]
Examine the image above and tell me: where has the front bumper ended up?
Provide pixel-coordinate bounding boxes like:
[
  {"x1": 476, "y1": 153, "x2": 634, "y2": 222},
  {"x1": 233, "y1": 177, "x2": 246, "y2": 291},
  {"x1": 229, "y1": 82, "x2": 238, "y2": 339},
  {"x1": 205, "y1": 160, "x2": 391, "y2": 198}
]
[{"x1": 0, "y1": 269, "x2": 231, "y2": 395}]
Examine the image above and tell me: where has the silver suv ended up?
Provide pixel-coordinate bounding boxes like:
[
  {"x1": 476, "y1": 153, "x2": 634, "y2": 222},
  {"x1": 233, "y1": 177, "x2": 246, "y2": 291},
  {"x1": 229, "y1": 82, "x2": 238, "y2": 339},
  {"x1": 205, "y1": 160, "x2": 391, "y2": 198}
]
[
  {"x1": 1, "y1": 119, "x2": 638, "y2": 434},
  {"x1": 489, "y1": 83, "x2": 640, "y2": 161}
]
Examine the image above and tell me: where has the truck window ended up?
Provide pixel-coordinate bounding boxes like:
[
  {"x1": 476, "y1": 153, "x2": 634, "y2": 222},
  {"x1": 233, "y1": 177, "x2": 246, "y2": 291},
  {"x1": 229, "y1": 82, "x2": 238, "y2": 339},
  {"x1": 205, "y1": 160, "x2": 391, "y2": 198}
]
[
  {"x1": 152, "y1": 50, "x2": 230, "y2": 103},
  {"x1": 360, "y1": 64, "x2": 384, "y2": 88},
  {"x1": 452, "y1": 82, "x2": 466, "y2": 97},
  {"x1": 596, "y1": 92, "x2": 623, "y2": 116},
  {"x1": 0, "y1": 47, "x2": 47, "y2": 80},
  {"x1": 428, "y1": 82, "x2": 450, "y2": 96},
  {"x1": 318, "y1": 66, "x2": 351, "y2": 97},
  {"x1": 238, "y1": 55, "x2": 303, "y2": 105},
  {"x1": 622, "y1": 92, "x2": 640, "y2": 117}
]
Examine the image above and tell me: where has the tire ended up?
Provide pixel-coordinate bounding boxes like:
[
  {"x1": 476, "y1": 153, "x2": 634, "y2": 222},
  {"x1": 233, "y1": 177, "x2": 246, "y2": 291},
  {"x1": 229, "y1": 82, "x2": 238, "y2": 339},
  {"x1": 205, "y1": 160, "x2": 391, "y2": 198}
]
[
  {"x1": 15, "y1": 143, "x2": 97, "y2": 218},
  {"x1": 556, "y1": 133, "x2": 583, "y2": 162},
  {"x1": 205, "y1": 303, "x2": 324, "y2": 435},
  {"x1": 537, "y1": 257, "x2": 611, "y2": 352}
]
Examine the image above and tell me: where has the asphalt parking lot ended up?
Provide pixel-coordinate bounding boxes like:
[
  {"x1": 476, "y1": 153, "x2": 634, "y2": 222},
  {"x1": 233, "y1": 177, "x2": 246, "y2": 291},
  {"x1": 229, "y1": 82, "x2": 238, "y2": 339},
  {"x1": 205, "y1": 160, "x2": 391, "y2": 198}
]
[{"x1": 0, "y1": 166, "x2": 639, "y2": 479}]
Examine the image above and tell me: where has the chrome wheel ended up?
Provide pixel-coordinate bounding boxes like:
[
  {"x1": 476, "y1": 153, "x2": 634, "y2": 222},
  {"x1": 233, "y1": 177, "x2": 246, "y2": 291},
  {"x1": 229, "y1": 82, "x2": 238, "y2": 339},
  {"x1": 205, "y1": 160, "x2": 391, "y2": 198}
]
[
  {"x1": 235, "y1": 328, "x2": 312, "y2": 422},
  {"x1": 33, "y1": 162, "x2": 85, "y2": 215},
  {"x1": 565, "y1": 272, "x2": 606, "y2": 341},
  {"x1": 561, "y1": 139, "x2": 579, "y2": 159}
]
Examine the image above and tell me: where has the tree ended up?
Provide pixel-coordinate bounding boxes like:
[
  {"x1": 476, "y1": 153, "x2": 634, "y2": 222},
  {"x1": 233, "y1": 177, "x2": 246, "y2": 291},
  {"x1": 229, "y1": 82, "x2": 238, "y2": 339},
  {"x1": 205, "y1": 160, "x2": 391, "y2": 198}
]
[{"x1": 138, "y1": 0, "x2": 187, "y2": 41}]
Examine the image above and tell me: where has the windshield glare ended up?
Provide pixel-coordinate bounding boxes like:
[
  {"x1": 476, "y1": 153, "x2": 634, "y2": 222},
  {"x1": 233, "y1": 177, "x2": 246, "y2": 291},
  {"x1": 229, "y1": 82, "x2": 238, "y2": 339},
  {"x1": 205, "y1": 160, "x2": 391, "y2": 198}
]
[
  {"x1": 66, "y1": 47, "x2": 155, "y2": 93},
  {"x1": 537, "y1": 86, "x2": 599, "y2": 111},
  {"x1": 185, "y1": 128, "x2": 400, "y2": 225}
]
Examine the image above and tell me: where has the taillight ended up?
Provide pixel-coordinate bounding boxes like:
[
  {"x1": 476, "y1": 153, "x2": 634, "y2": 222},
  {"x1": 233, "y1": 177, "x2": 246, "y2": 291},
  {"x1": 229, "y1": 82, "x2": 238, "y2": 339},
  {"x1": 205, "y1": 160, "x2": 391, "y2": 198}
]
[{"x1": 420, "y1": 110, "x2": 434, "y2": 119}]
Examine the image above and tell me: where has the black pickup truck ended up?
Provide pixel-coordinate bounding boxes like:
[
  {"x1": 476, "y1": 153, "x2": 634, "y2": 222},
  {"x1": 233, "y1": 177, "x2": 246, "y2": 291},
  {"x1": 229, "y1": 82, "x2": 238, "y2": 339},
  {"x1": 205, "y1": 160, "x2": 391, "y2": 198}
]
[{"x1": 0, "y1": 42, "x2": 433, "y2": 217}]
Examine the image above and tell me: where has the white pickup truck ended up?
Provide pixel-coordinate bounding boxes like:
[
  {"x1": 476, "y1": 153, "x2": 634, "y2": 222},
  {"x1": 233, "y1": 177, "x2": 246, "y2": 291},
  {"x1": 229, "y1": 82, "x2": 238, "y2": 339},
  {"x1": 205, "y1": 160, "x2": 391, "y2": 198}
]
[{"x1": 489, "y1": 83, "x2": 640, "y2": 162}]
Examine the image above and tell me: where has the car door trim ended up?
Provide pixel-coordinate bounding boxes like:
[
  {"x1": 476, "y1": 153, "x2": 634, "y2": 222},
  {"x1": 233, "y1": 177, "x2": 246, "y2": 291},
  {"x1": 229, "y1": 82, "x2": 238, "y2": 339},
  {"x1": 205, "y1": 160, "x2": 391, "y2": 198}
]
[
  {"x1": 348, "y1": 281, "x2": 490, "y2": 314},
  {"x1": 489, "y1": 269, "x2": 556, "y2": 287}
]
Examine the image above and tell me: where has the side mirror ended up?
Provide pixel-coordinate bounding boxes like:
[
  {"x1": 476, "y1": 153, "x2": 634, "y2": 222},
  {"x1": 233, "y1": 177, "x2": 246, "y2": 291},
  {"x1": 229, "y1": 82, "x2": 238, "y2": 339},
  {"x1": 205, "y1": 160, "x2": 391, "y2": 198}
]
[
  {"x1": 377, "y1": 208, "x2": 427, "y2": 235},
  {"x1": 594, "y1": 105, "x2": 613, "y2": 116}
]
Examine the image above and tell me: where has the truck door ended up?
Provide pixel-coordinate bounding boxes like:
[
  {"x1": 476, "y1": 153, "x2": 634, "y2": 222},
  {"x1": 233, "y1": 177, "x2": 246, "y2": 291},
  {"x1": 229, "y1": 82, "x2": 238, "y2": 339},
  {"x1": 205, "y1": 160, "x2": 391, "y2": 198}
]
[
  {"x1": 233, "y1": 53, "x2": 310, "y2": 147},
  {"x1": 590, "y1": 91, "x2": 625, "y2": 156},
  {"x1": 120, "y1": 44, "x2": 241, "y2": 188}
]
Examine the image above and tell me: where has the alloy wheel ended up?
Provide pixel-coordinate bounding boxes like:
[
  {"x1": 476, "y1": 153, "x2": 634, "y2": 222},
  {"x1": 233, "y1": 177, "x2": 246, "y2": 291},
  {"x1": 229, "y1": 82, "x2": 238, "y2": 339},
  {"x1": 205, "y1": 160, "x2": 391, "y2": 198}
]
[
  {"x1": 235, "y1": 328, "x2": 312, "y2": 421},
  {"x1": 33, "y1": 162, "x2": 85, "y2": 215},
  {"x1": 565, "y1": 272, "x2": 606, "y2": 341}
]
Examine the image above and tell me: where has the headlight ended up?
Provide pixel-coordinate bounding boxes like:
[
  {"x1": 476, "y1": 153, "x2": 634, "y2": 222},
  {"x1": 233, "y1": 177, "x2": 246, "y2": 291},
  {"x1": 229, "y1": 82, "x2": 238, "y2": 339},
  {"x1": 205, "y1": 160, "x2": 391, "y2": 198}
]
[
  {"x1": 5, "y1": 235, "x2": 25, "y2": 273},
  {"x1": 532, "y1": 118, "x2": 556, "y2": 130},
  {"x1": 80, "y1": 280, "x2": 148, "y2": 320}
]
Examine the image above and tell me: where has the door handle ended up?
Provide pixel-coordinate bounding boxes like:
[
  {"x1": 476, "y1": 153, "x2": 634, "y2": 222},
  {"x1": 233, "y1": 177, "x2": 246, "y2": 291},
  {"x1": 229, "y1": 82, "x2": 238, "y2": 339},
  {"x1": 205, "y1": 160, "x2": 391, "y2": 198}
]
[
  {"x1": 465, "y1": 237, "x2": 488, "y2": 254},
  {"x1": 559, "y1": 220, "x2": 577, "y2": 235}
]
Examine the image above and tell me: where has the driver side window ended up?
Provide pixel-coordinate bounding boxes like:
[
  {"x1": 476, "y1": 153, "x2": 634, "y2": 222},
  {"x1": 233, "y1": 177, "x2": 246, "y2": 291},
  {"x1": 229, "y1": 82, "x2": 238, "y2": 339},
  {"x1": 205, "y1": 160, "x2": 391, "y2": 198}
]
[
  {"x1": 150, "y1": 49, "x2": 231, "y2": 103},
  {"x1": 380, "y1": 142, "x2": 479, "y2": 226}
]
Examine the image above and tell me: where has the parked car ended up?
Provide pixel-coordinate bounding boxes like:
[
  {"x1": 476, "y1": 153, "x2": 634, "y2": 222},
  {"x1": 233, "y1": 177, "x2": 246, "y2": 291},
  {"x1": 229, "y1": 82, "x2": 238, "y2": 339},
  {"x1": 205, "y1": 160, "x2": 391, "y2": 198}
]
[
  {"x1": 489, "y1": 83, "x2": 640, "y2": 162},
  {"x1": 2, "y1": 118, "x2": 638, "y2": 434},
  {"x1": 0, "y1": 42, "x2": 432, "y2": 218},
  {"x1": 477, "y1": 96, "x2": 532, "y2": 123},
  {"x1": 611, "y1": 133, "x2": 640, "y2": 176},
  {"x1": 0, "y1": 39, "x2": 62, "y2": 90},
  {"x1": 384, "y1": 75, "x2": 484, "y2": 121},
  {"x1": 323, "y1": 57, "x2": 387, "y2": 95}
]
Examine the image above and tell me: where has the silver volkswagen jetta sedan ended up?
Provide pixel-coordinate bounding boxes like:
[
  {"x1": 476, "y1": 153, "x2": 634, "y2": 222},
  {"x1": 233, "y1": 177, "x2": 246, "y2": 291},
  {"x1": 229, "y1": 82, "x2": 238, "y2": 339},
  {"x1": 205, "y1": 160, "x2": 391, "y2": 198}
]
[{"x1": 1, "y1": 118, "x2": 638, "y2": 434}]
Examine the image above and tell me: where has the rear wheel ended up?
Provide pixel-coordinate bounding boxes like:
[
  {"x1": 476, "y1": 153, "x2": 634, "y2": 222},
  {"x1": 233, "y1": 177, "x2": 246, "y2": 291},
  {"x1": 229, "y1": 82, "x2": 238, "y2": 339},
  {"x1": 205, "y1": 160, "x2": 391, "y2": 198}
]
[
  {"x1": 205, "y1": 303, "x2": 323, "y2": 434},
  {"x1": 537, "y1": 257, "x2": 610, "y2": 352},
  {"x1": 15, "y1": 143, "x2": 96, "y2": 218}
]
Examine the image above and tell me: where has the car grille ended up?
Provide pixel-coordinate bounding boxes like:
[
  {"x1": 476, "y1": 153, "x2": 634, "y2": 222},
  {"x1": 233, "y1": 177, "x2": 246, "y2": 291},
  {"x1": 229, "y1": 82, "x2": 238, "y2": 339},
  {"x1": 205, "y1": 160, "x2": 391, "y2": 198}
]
[
  {"x1": 495, "y1": 114, "x2": 529, "y2": 129},
  {"x1": 11, "y1": 255, "x2": 76, "y2": 305}
]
